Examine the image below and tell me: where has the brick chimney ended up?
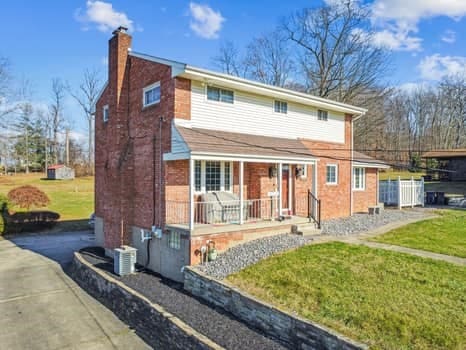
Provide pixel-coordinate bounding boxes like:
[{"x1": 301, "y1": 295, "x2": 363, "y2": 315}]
[{"x1": 108, "y1": 26, "x2": 132, "y2": 107}]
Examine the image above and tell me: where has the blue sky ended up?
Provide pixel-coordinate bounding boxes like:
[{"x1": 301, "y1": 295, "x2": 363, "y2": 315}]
[{"x1": 1, "y1": 0, "x2": 466, "y2": 138}]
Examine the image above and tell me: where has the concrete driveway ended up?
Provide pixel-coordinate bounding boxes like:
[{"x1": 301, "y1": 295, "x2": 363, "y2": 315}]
[{"x1": 0, "y1": 232, "x2": 150, "y2": 350}]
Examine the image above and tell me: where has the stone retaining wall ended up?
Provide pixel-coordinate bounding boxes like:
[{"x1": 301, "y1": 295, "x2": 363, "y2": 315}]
[
  {"x1": 69, "y1": 252, "x2": 222, "y2": 350},
  {"x1": 184, "y1": 267, "x2": 367, "y2": 350}
]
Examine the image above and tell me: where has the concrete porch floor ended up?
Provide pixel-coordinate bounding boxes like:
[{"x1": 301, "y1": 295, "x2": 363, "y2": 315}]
[{"x1": 166, "y1": 216, "x2": 311, "y2": 237}]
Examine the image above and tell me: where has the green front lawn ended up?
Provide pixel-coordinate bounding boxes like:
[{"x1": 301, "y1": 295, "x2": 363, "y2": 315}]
[
  {"x1": 372, "y1": 209, "x2": 466, "y2": 258},
  {"x1": 227, "y1": 242, "x2": 466, "y2": 350}
]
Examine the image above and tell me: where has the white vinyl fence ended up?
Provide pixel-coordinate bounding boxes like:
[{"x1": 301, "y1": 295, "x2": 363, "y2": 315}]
[{"x1": 379, "y1": 177, "x2": 425, "y2": 208}]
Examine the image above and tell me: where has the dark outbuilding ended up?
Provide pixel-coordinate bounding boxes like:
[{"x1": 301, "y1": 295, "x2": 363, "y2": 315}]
[{"x1": 423, "y1": 149, "x2": 466, "y2": 181}]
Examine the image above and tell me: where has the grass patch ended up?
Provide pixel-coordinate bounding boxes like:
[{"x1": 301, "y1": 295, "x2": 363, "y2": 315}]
[
  {"x1": 379, "y1": 170, "x2": 425, "y2": 181},
  {"x1": 227, "y1": 242, "x2": 466, "y2": 350},
  {"x1": 372, "y1": 209, "x2": 466, "y2": 258},
  {"x1": 0, "y1": 174, "x2": 94, "y2": 233}
]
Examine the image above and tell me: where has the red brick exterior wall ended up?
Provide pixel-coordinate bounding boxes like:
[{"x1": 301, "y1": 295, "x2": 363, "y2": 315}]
[
  {"x1": 95, "y1": 30, "x2": 191, "y2": 249},
  {"x1": 353, "y1": 168, "x2": 378, "y2": 213},
  {"x1": 301, "y1": 115, "x2": 353, "y2": 220}
]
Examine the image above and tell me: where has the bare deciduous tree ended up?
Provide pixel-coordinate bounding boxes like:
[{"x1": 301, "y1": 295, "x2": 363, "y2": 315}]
[
  {"x1": 49, "y1": 78, "x2": 65, "y2": 164},
  {"x1": 283, "y1": 2, "x2": 390, "y2": 103},
  {"x1": 212, "y1": 41, "x2": 246, "y2": 77},
  {"x1": 244, "y1": 31, "x2": 295, "y2": 87},
  {"x1": 68, "y1": 68, "x2": 101, "y2": 171}
]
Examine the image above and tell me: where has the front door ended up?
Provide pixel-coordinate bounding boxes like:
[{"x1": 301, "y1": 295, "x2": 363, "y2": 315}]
[{"x1": 282, "y1": 165, "x2": 290, "y2": 215}]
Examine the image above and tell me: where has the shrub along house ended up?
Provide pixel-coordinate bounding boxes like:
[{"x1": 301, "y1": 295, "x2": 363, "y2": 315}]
[{"x1": 94, "y1": 27, "x2": 388, "y2": 281}]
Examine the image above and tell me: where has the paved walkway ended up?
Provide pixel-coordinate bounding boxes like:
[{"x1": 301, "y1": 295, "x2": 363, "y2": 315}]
[{"x1": 0, "y1": 232, "x2": 150, "y2": 350}]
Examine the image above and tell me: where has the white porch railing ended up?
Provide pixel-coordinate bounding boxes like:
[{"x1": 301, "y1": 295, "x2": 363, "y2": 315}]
[
  {"x1": 166, "y1": 198, "x2": 278, "y2": 226},
  {"x1": 379, "y1": 177, "x2": 424, "y2": 208}
]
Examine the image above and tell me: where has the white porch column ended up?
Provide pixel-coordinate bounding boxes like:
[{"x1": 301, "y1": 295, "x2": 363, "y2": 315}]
[
  {"x1": 189, "y1": 158, "x2": 195, "y2": 231},
  {"x1": 278, "y1": 163, "x2": 283, "y2": 217},
  {"x1": 312, "y1": 162, "x2": 318, "y2": 218},
  {"x1": 239, "y1": 161, "x2": 244, "y2": 224}
]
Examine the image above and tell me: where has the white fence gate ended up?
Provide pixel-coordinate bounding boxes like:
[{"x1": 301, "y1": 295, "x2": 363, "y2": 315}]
[{"x1": 379, "y1": 177, "x2": 425, "y2": 208}]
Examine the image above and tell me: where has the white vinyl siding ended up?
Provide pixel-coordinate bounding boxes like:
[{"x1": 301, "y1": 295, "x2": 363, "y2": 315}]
[
  {"x1": 190, "y1": 81, "x2": 345, "y2": 143},
  {"x1": 326, "y1": 164, "x2": 338, "y2": 184},
  {"x1": 353, "y1": 167, "x2": 365, "y2": 190},
  {"x1": 143, "y1": 82, "x2": 161, "y2": 107}
]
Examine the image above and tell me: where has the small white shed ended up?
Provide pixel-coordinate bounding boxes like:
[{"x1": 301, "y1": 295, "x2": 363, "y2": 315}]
[{"x1": 47, "y1": 165, "x2": 75, "y2": 180}]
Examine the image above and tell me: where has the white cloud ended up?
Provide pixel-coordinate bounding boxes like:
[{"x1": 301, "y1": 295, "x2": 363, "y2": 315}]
[
  {"x1": 188, "y1": 2, "x2": 225, "y2": 39},
  {"x1": 441, "y1": 30, "x2": 456, "y2": 44},
  {"x1": 75, "y1": 1, "x2": 134, "y2": 33},
  {"x1": 370, "y1": 0, "x2": 466, "y2": 51},
  {"x1": 418, "y1": 54, "x2": 466, "y2": 80}
]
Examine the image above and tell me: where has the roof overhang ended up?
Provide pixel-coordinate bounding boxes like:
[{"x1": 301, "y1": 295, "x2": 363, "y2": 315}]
[
  {"x1": 353, "y1": 161, "x2": 390, "y2": 169},
  {"x1": 164, "y1": 151, "x2": 317, "y2": 164}
]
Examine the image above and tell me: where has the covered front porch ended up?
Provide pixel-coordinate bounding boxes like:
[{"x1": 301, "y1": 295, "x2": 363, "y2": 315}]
[
  {"x1": 164, "y1": 124, "x2": 321, "y2": 234},
  {"x1": 164, "y1": 156, "x2": 319, "y2": 234}
]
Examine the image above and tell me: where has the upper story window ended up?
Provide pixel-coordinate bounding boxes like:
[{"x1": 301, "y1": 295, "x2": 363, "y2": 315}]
[
  {"x1": 143, "y1": 82, "x2": 161, "y2": 107},
  {"x1": 318, "y1": 109, "x2": 328, "y2": 121},
  {"x1": 326, "y1": 164, "x2": 338, "y2": 184},
  {"x1": 207, "y1": 86, "x2": 234, "y2": 104},
  {"x1": 103, "y1": 105, "x2": 109, "y2": 123},
  {"x1": 353, "y1": 167, "x2": 365, "y2": 190},
  {"x1": 194, "y1": 160, "x2": 232, "y2": 193},
  {"x1": 274, "y1": 100, "x2": 287, "y2": 114}
]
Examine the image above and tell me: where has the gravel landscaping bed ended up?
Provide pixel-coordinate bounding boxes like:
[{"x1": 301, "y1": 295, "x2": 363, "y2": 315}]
[
  {"x1": 321, "y1": 208, "x2": 431, "y2": 236},
  {"x1": 197, "y1": 234, "x2": 314, "y2": 280},
  {"x1": 79, "y1": 247, "x2": 287, "y2": 350}
]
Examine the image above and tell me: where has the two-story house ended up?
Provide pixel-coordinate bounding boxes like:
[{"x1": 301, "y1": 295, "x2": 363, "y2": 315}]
[{"x1": 94, "y1": 27, "x2": 388, "y2": 281}]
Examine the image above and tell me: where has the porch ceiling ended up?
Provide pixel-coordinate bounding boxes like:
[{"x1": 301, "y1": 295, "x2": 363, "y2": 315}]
[{"x1": 167, "y1": 125, "x2": 317, "y2": 164}]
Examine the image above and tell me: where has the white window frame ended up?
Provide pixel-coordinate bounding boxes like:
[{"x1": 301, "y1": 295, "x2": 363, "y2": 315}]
[
  {"x1": 143, "y1": 81, "x2": 161, "y2": 107},
  {"x1": 297, "y1": 164, "x2": 307, "y2": 178},
  {"x1": 274, "y1": 100, "x2": 288, "y2": 114},
  {"x1": 318, "y1": 109, "x2": 328, "y2": 121},
  {"x1": 103, "y1": 105, "x2": 109, "y2": 123},
  {"x1": 326, "y1": 164, "x2": 338, "y2": 185},
  {"x1": 206, "y1": 85, "x2": 234, "y2": 104},
  {"x1": 194, "y1": 160, "x2": 233, "y2": 193},
  {"x1": 168, "y1": 231, "x2": 181, "y2": 250},
  {"x1": 353, "y1": 167, "x2": 366, "y2": 190}
]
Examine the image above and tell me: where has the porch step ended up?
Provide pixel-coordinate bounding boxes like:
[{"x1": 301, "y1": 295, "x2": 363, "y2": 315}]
[{"x1": 291, "y1": 223, "x2": 321, "y2": 237}]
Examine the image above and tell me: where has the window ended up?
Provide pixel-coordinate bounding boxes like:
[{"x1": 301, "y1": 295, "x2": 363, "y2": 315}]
[
  {"x1": 353, "y1": 167, "x2": 365, "y2": 190},
  {"x1": 318, "y1": 109, "x2": 328, "y2": 121},
  {"x1": 168, "y1": 231, "x2": 181, "y2": 249},
  {"x1": 194, "y1": 160, "x2": 202, "y2": 192},
  {"x1": 103, "y1": 105, "x2": 109, "y2": 122},
  {"x1": 297, "y1": 164, "x2": 307, "y2": 178},
  {"x1": 194, "y1": 160, "x2": 232, "y2": 193},
  {"x1": 274, "y1": 100, "x2": 287, "y2": 114},
  {"x1": 326, "y1": 164, "x2": 338, "y2": 184},
  {"x1": 143, "y1": 82, "x2": 161, "y2": 107},
  {"x1": 207, "y1": 86, "x2": 234, "y2": 104}
]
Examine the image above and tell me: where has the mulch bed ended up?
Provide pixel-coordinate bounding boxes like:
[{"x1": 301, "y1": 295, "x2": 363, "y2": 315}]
[{"x1": 79, "y1": 247, "x2": 287, "y2": 350}]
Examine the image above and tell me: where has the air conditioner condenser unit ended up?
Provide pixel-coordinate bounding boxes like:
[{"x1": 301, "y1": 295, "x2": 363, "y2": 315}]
[{"x1": 114, "y1": 245, "x2": 137, "y2": 276}]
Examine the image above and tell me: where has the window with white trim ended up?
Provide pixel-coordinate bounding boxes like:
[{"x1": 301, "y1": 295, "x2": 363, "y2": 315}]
[
  {"x1": 274, "y1": 100, "x2": 287, "y2": 114},
  {"x1": 318, "y1": 109, "x2": 328, "y2": 121},
  {"x1": 168, "y1": 231, "x2": 181, "y2": 249},
  {"x1": 207, "y1": 86, "x2": 234, "y2": 104},
  {"x1": 143, "y1": 82, "x2": 161, "y2": 107},
  {"x1": 297, "y1": 164, "x2": 307, "y2": 178},
  {"x1": 194, "y1": 160, "x2": 232, "y2": 193},
  {"x1": 103, "y1": 105, "x2": 109, "y2": 123},
  {"x1": 326, "y1": 164, "x2": 338, "y2": 184},
  {"x1": 353, "y1": 167, "x2": 365, "y2": 190}
]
